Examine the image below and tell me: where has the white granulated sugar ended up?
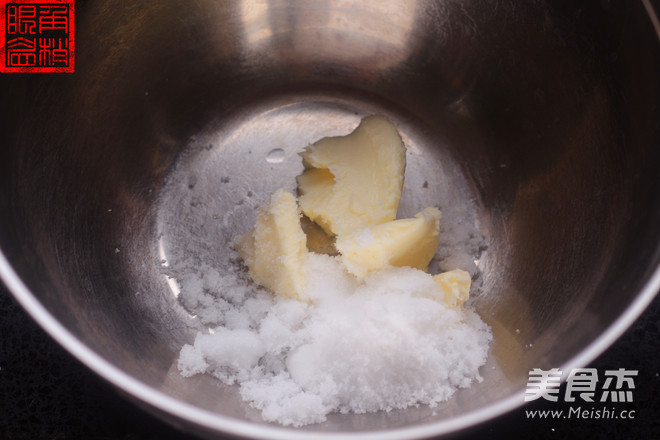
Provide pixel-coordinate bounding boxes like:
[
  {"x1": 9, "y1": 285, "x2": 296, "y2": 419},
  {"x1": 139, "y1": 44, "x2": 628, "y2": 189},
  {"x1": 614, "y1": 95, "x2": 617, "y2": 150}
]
[
  {"x1": 178, "y1": 328, "x2": 265, "y2": 383},
  {"x1": 176, "y1": 252, "x2": 492, "y2": 427},
  {"x1": 354, "y1": 228, "x2": 376, "y2": 247}
]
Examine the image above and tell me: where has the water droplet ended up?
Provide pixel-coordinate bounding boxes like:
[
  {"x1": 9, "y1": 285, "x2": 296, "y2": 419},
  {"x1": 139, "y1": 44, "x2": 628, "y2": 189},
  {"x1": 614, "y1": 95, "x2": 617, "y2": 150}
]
[{"x1": 266, "y1": 148, "x2": 285, "y2": 164}]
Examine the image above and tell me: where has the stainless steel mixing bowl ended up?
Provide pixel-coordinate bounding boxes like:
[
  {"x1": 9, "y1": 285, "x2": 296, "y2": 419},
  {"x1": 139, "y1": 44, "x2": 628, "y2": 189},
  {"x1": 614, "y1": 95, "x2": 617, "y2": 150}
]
[{"x1": 1, "y1": 0, "x2": 660, "y2": 438}]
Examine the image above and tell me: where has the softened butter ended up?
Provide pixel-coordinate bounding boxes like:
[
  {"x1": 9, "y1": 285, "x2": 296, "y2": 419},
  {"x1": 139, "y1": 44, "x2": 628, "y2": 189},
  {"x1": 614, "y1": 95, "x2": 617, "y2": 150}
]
[
  {"x1": 335, "y1": 207, "x2": 441, "y2": 279},
  {"x1": 235, "y1": 188, "x2": 308, "y2": 301},
  {"x1": 297, "y1": 115, "x2": 406, "y2": 237}
]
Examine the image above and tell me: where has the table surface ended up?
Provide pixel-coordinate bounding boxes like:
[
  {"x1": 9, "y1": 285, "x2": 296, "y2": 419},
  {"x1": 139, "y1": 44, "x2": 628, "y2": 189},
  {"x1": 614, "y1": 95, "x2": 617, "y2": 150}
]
[{"x1": 1, "y1": 281, "x2": 659, "y2": 440}]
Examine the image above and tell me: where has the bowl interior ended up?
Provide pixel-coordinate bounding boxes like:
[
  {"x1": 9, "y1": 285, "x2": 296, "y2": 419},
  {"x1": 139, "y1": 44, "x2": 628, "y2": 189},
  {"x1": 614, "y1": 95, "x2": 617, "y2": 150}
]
[{"x1": 1, "y1": 0, "x2": 660, "y2": 437}]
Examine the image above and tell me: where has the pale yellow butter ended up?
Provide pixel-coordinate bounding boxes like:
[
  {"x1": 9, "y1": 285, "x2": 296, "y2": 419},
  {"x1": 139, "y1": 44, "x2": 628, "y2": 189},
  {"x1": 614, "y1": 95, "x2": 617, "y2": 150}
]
[
  {"x1": 235, "y1": 188, "x2": 308, "y2": 301},
  {"x1": 297, "y1": 115, "x2": 406, "y2": 237},
  {"x1": 335, "y1": 207, "x2": 441, "y2": 279},
  {"x1": 432, "y1": 269, "x2": 471, "y2": 307},
  {"x1": 236, "y1": 115, "x2": 472, "y2": 309}
]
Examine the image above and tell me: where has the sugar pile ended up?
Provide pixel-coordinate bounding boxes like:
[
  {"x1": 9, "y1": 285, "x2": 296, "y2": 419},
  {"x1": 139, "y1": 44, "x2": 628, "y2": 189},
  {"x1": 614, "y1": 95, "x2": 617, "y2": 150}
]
[{"x1": 177, "y1": 252, "x2": 492, "y2": 427}]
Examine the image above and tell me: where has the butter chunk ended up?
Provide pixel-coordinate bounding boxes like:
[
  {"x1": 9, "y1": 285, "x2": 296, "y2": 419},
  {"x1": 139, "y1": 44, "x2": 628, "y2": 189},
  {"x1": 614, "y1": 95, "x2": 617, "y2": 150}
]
[
  {"x1": 432, "y1": 269, "x2": 471, "y2": 307},
  {"x1": 235, "y1": 188, "x2": 308, "y2": 301},
  {"x1": 297, "y1": 115, "x2": 406, "y2": 237},
  {"x1": 336, "y1": 207, "x2": 441, "y2": 279}
]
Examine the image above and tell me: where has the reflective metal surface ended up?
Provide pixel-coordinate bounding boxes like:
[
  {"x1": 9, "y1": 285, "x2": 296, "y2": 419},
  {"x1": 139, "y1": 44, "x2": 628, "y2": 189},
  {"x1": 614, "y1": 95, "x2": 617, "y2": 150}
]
[{"x1": 1, "y1": 0, "x2": 660, "y2": 438}]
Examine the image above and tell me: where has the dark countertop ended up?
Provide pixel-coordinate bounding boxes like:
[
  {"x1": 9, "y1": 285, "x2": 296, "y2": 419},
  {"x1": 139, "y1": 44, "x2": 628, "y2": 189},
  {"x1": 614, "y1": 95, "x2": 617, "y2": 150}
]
[{"x1": 1, "y1": 281, "x2": 658, "y2": 440}]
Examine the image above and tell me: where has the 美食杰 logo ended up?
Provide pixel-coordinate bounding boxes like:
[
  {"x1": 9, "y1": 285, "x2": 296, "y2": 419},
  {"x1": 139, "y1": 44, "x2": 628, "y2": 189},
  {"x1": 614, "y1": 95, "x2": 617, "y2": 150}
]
[
  {"x1": 525, "y1": 367, "x2": 638, "y2": 403},
  {"x1": 523, "y1": 367, "x2": 639, "y2": 421},
  {"x1": 0, "y1": 0, "x2": 74, "y2": 73}
]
